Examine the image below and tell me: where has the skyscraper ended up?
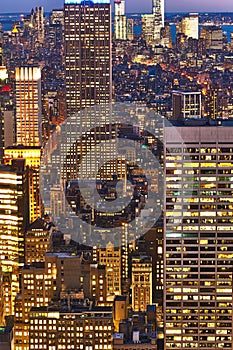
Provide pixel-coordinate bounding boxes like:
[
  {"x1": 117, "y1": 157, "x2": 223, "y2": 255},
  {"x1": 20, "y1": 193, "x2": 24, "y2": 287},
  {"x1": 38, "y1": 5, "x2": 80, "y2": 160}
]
[
  {"x1": 164, "y1": 124, "x2": 233, "y2": 349},
  {"x1": 64, "y1": 0, "x2": 112, "y2": 115},
  {"x1": 126, "y1": 18, "x2": 134, "y2": 41},
  {"x1": 35, "y1": 7, "x2": 45, "y2": 44},
  {"x1": 15, "y1": 66, "x2": 42, "y2": 147},
  {"x1": 131, "y1": 255, "x2": 153, "y2": 312},
  {"x1": 153, "y1": 0, "x2": 164, "y2": 45},
  {"x1": 4, "y1": 146, "x2": 42, "y2": 223},
  {"x1": 114, "y1": 0, "x2": 127, "y2": 41},
  {"x1": 0, "y1": 160, "x2": 29, "y2": 316},
  {"x1": 178, "y1": 13, "x2": 199, "y2": 40}
]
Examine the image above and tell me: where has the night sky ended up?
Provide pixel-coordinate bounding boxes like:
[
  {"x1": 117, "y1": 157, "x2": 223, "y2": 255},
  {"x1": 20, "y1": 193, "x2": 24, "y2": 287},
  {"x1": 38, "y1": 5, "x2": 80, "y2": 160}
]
[{"x1": 0, "y1": 0, "x2": 232, "y2": 13}]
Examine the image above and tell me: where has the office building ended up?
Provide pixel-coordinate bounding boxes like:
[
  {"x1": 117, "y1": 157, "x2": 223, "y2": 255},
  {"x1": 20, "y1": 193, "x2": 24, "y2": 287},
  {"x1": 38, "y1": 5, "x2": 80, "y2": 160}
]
[
  {"x1": 0, "y1": 161, "x2": 29, "y2": 316},
  {"x1": 127, "y1": 18, "x2": 134, "y2": 41},
  {"x1": 131, "y1": 255, "x2": 152, "y2": 312},
  {"x1": 161, "y1": 25, "x2": 172, "y2": 48},
  {"x1": 172, "y1": 90, "x2": 202, "y2": 120},
  {"x1": 15, "y1": 251, "x2": 108, "y2": 350},
  {"x1": 153, "y1": 0, "x2": 164, "y2": 44},
  {"x1": 64, "y1": 0, "x2": 112, "y2": 115},
  {"x1": 200, "y1": 26, "x2": 223, "y2": 50},
  {"x1": 15, "y1": 66, "x2": 42, "y2": 147},
  {"x1": 25, "y1": 218, "x2": 52, "y2": 264},
  {"x1": 114, "y1": 0, "x2": 127, "y2": 40},
  {"x1": 142, "y1": 0, "x2": 164, "y2": 47},
  {"x1": 50, "y1": 9, "x2": 64, "y2": 28},
  {"x1": 153, "y1": 0, "x2": 164, "y2": 27},
  {"x1": 29, "y1": 304, "x2": 113, "y2": 350},
  {"x1": 35, "y1": 7, "x2": 45, "y2": 44},
  {"x1": 164, "y1": 125, "x2": 233, "y2": 349},
  {"x1": 178, "y1": 13, "x2": 199, "y2": 40},
  {"x1": 142, "y1": 14, "x2": 156, "y2": 47},
  {"x1": 98, "y1": 242, "x2": 121, "y2": 298},
  {"x1": 4, "y1": 146, "x2": 42, "y2": 223}
]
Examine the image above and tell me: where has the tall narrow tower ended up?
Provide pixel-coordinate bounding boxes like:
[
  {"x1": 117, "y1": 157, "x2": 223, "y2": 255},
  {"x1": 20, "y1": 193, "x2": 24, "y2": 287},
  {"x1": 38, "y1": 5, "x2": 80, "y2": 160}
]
[
  {"x1": 114, "y1": 0, "x2": 127, "y2": 40},
  {"x1": 64, "y1": 0, "x2": 112, "y2": 116},
  {"x1": 153, "y1": 0, "x2": 164, "y2": 27},
  {"x1": 15, "y1": 66, "x2": 42, "y2": 147},
  {"x1": 153, "y1": 0, "x2": 164, "y2": 44}
]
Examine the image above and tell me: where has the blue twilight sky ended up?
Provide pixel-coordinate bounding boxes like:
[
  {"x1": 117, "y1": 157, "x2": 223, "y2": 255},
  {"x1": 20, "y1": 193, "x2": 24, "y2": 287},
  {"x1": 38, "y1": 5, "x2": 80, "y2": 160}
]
[{"x1": 0, "y1": 0, "x2": 232, "y2": 13}]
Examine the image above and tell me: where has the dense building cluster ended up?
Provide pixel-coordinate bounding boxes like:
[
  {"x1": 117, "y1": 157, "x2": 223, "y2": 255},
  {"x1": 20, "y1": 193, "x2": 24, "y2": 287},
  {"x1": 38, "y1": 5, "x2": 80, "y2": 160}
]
[{"x1": 0, "y1": 0, "x2": 232, "y2": 349}]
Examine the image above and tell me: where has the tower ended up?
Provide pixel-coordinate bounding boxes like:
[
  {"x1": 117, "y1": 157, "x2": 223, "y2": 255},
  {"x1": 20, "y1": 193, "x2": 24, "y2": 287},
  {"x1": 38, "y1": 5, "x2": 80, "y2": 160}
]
[
  {"x1": 180, "y1": 13, "x2": 199, "y2": 40},
  {"x1": 153, "y1": 0, "x2": 164, "y2": 45},
  {"x1": 0, "y1": 160, "x2": 29, "y2": 316},
  {"x1": 164, "y1": 125, "x2": 233, "y2": 349},
  {"x1": 15, "y1": 66, "x2": 42, "y2": 147},
  {"x1": 114, "y1": 0, "x2": 127, "y2": 40},
  {"x1": 64, "y1": 0, "x2": 112, "y2": 116},
  {"x1": 35, "y1": 6, "x2": 45, "y2": 44}
]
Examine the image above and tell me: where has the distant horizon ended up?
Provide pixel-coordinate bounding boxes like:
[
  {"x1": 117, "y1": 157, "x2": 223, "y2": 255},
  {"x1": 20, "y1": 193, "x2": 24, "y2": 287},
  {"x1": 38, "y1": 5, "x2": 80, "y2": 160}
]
[{"x1": 0, "y1": 10, "x2": 233, "y2": 14}]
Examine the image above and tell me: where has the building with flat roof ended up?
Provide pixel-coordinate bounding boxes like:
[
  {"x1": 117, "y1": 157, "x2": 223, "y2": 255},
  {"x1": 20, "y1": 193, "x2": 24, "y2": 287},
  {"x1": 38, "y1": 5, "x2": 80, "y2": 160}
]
[
  {"x1": 164, "y1": 124, "x2": 233, "y2": 349},
  {"x1": 172, "y1": 90, "x2": 202, "y2": 120},
  {"x1": 29, "y1": 304, "x2": 113, "y2": 350}
]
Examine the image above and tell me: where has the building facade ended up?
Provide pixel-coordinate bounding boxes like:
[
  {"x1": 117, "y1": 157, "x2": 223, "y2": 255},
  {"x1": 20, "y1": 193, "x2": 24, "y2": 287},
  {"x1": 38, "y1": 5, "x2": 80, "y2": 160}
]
[
  {"x1": 114, "y1": 0, "x2": 127, "y2": 41},
  {"x1": 4, "y1": 146, "x2": 42, "y2": 223},
  {"x1": 131, "y1": 255, "x2": 152, "y2": 312},
  {"x1": 15, "y1": 67, "x2": 42, "y2": 147},
  {"x1": 164, "y1": 125, "x2": 233, "y2": 349},
  {"x1": 172, "y1": 91, "x2": 202, "y2": 120},
  {"x1": 64, "y1": 0, "x2": 112, "y2": 115},
  {"x1": 0, "y1": 161, "x2": 29, "y2": 316},
  {"x1": 29, "y1": 305, "x2": 113, "y2": 350}
]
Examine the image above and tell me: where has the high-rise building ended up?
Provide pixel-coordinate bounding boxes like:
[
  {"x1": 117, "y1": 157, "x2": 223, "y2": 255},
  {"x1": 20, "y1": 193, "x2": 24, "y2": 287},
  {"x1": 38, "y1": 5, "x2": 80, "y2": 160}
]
[
  {"x1": 153, "y1": 0, "x2": 164, "y2": 45},
  {"x1": 4, "y1": 146, "x2": 42, "y2": 223},
  {"x1": 127, "y1": 18, "x2": 134, "y2": 41},
  {"x1": 142, "y1": 14, "x2": 156, "y2": 47},
  {"x1": 98, "y1": 242, "x2": 121, "y2": 299},
  {"x1": 141, "y1": 0, "x2": 164, "y2": 47},
  {"x1": 161, "y1": 25, "x2": 172, "y2": 48},
  {"x1": 0, "y1": 160, "x2": 29, "y2": 316},
  {"x1": 200, "y1": 26, "x2": 223, "y2": 51},
  {"x1": 64, "y1": 0, "x2": 112, "y2": 115},
  {"x1": 172, "y1": 91, "x2": 202, "y2": 120},
  {"x1": 114, "y1": 0, "x2": 127, "y2": 40},
  {"x1": 131, "y1": 255, "x2": 152, "y2": 312},
  {"x1": 50, "y1": 9, "x2": 64, "y2": 28},
  {"x1": 25, "y1": 218, "x2": 52, "y2": 264},
  {"x1": 164, "y1": 124, "x2": 233, "y2": 349},
  {"x1": 15, "y1": 66, "x2": 42, "y2": 147},
  {"x1": 35, "y1": 7, "x2": 45, "y2": 44},
  {"x1": 178, "y1": 13, "x2": 199, "y2": 40}
]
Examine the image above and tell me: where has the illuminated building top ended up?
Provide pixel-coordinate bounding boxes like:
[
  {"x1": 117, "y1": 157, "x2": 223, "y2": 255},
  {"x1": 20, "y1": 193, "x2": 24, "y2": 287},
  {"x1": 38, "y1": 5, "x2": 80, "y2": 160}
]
[{"x1": 65, "y1": 0, "x2": 110, "y2": 4}]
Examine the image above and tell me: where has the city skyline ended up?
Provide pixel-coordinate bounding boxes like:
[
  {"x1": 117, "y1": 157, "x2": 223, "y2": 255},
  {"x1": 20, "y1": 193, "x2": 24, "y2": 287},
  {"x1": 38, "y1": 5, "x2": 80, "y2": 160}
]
[{"x1": 0, "y1": 0, "x2": 232, "y2": 13}]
